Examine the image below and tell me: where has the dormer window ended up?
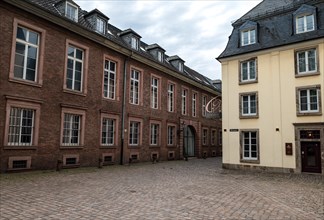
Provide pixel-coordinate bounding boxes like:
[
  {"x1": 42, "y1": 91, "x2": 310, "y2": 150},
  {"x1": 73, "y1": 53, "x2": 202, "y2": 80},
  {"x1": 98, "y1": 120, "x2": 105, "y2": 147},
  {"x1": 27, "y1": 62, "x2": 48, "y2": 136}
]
[
  {"x1": 66, "y1": 2, "x2": 78, "y2": 22},
  {"x1": 296, "y1": 14, "x2": 314, "y2": 33},
  {"x1": 157, "y1": 51, "x2": 163, "y2": 62},
  {"x1": 131, "y1": 37, "x2": 138, "y2": 50},
  {"x1": 241, "y1": 29, "x2": 256, "y2": 46},
  {"x1": 178, "y1": 63, "x2": 183, "y2": 72},
  {"x1": 239, "y1": 21, "x2": 257, "y2": 47},
  {"x1": 96, "y1": 17, "x2": 106, "y2": 34},
  {"x1": 294, "y1": 4, "x2": 317, "y2": 34}
]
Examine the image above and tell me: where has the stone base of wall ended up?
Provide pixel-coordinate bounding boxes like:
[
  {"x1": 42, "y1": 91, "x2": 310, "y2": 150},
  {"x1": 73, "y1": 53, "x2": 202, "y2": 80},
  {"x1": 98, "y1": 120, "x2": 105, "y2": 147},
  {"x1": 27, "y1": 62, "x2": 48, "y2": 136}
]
[{"x1": 222, "y1": 163, "x2": 296, "y2": 174}]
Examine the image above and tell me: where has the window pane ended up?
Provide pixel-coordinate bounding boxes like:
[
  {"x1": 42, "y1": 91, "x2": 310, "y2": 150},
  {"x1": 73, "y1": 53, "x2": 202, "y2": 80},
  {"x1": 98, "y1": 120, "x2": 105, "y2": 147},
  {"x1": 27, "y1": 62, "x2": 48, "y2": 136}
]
[
  {"x1": 16, "y1": 27, "x2": 27, "y2": 41},
  {"x1": 15, "y1": 42, "x2": 25, "y2": 55},
  {"x1": 249, "y1": 61, "x2": 256, "y2": 79},
  {"x1": 76, "y1": 49, "x2": 83, "y2": 60},
  {"x1": 28, "y1": 31, "x2": 39, "y2": 45},
  {"x1": 26, "y1": 69, "x2": 36, "y2": 81},
  {"x1": 250, "y1": 29, "x2": 256, "y2": 44},
  {"x1": 297, "y1": 17, "x2": 304, "y2": 32},
  {"x1": 307, "y1": 50, "x2": 316, "y2": 72},
  {"x1": 306, "y1": 15, "x2": 314, "y2": 31},
  {"x1": 242, "y1": 62, "x2": 248, "y2": 80},
  {"x1": 68, "y1": 46, "x2": 74, "y2": 57}
]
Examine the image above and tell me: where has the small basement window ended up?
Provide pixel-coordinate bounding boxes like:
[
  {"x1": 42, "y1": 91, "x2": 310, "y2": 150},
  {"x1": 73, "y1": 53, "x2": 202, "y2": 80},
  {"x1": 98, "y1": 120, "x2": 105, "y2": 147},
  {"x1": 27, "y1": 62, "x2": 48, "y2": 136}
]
[
  {"x1": 130, "y1": 154, "x2": 138, "y2": 160},
  {"x1": 12, "y1": 160, "x2": 28, "y2": 169},
  {"x1": 104, "y1": 155, "x2": 113, "y2": 162},
  {"x1": 65, "y1": 157, "x2": 77, "y2": 165}
]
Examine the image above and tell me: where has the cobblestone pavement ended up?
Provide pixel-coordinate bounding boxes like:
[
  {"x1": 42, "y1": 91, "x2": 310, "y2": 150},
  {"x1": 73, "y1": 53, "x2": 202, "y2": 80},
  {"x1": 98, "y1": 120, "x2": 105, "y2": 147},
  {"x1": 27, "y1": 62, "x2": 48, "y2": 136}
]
[{"x1": 0, "y1": 158, "x2": 323, "y2": 220}]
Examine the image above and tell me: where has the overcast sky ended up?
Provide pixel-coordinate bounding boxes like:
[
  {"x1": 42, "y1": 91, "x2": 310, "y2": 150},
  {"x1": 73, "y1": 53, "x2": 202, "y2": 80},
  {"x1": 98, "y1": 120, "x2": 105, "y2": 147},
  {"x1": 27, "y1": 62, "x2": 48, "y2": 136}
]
[{"x1": 75, "y1": 0, "x2": 262, "y2": 80}]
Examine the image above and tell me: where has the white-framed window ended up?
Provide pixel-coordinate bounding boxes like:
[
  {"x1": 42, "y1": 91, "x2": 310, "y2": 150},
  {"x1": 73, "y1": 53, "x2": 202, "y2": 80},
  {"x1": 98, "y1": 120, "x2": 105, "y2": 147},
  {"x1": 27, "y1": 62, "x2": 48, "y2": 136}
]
[
  {"x1": 8, "y1": 108, "x2": 35, "y2": 146},
  {"x1": 96, "y1": 17, "x2": 106, "y2": 34},
  {"x1": 14, "y1": 26, "x2": 39, "y2": 82},
  {"x1": 298, "y1": 88, "x2": 320, "y2": 113},
  {"x1": 151, "y1": 77, "x2": 159, "y2": 109},
  {"x1": 202, "y1": 95, "x2": 207, "y2": 117},
  {"x1": 241, "y1": 93, "x2": 257, "y2": 116},
  {"x1": 296, "y1": 48, "x2": 317, "y2": 74},
  {"x1": 241, "y1": 29, "x2": 256, "y2": 46},
  {"x1": 101, "y1": 118, "x2": 115, "y2": 146},
  {"x1": 178, "y1": 62, "x2": 183, "y2": 72},
  {"x1": 241, "y1": 59, "x2": 257, "y2": 82},
  {"x1": 202, "y1": 129, "x2": 208, "y2": 145},
  {"x1": 130, "y1": 69, "x2": 140, "y2": 105},
  {"x1": 150, "y1": 123, "x2": 159, "y2": 145},
  {"x1": 296, "y1": 14, "x2": 314, "y2": 34},
  {"x1": 168, "y1": 83, "x2": 175, "y2": 112},
  {"x1": 242, "y1": 131, "x2": 258, "y2": 161},
  {"x1": 131, "y1": 37, "x2": 138, "y2": 50},
  {"x1": 62, "y1": 113, "x2": 81, "y2": 146},
  {"x1": 103, "y1": 60, "x2": 116, "y2": 99},
  {"x1": 67, "y1": 45, "x2": 83, "y2": 91},
  {"x1": 181, "y1": 89, "x2": 187, "y2": 115},
  {"x1": 129, "y1": 121, "x2": 140, "y2": 145},
  {"x1": 167, "y1": 125, "x2": 175, "y2": 146},
  {"x1": 65, "y1": 2, "x2": 78, "y2": 22},
  {"x1": 192, "y1": 93, "x2": 197, "y2": 117},
  {"x1": 157, "y1": 51, "x2": 163, "y2": 62}
]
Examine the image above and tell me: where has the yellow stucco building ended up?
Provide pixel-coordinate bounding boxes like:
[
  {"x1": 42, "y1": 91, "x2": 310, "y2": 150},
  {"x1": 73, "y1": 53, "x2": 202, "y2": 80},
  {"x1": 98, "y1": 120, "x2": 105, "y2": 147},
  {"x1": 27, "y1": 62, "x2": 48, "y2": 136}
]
[{"x1": 218, "y1": 0, "x2": 324, "y2": 174}]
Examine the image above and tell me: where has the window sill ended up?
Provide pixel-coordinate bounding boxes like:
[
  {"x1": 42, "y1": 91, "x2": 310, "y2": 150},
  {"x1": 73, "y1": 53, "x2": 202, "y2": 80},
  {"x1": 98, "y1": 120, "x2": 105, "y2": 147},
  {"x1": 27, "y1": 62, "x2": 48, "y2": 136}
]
[
  {"x1": 240, "y1": 115, "x2": 259, "y2": 119},
  {"x1": 60, "y1": 146, "x2": 84, "y2": 149},
  {"x1": 149, "y1": 145, "x2": 161, "y2": 148},
  {"x1": 295, "y1": 72, "x2": 320, "y2": 78},
  {"x1": 3, "y1": 146, "x2": 37, "y2": 150},
  {"x1": 297, "y1": 112, "x2": 322, "y2": 117},
  {"x1": 239, "y1": 80, "x2": 258, "y2": 85},
  {"x1": 100, "y1": 146, "x2": 117, "y2": 149},
  {"x1": 240, "y1": 159, "x2": 260, "y2": 164},
  {"x1": 63, "y1": 89, "x2": 86, "y2": 97},
  {"x1": 102, "y1": 97, "x2": 119, "y2": 102},
  {"x1": 9, "y1": 78, "x2": 42, "y2": 87}
]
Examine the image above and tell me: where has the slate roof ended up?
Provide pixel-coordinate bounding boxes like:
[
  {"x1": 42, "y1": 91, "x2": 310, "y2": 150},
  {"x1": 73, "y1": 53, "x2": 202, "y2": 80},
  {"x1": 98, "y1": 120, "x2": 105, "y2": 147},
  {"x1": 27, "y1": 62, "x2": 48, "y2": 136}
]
[
  {"x1": 218, "y1": 0, "x2": 324, "y2": 59},
  {"x1": 24, "y1": 0, "x2": 219, "y2": 92}
]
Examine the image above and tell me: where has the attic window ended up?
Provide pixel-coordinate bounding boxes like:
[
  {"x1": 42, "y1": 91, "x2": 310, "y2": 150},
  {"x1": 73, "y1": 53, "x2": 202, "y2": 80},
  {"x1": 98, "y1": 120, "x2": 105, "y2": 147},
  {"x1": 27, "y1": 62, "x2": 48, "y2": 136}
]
[
  {"x1": 65, "y1": 2, "x2": 78, "y2": 22},
  {"x1": 241, "y1": 29, "x2": 256, "y2": 46},
  {"x1": 96, "y1": 17, "x2": 106, "y2": 34},
  {"x1": 157, "y1": 51, "x2": 163, "y2": 62},
  {"x1": 178, "y1": 63, "x2": 183, "y2": 72},
  {"x1": 131, "y1": 37, "x2": 138, "y2": 50},
  {"x1": 296, "y1": 14, "x2": 314, "y2": 33}
]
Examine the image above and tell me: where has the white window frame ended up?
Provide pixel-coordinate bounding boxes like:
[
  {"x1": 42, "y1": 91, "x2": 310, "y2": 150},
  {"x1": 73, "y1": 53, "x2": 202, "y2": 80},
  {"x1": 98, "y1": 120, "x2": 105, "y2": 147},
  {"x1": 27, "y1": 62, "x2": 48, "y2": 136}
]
[
  {"x1": 157, "y1": 51, "x2": 163, "y2": 62},
  {"x1": 96, "y1": 17, "x2": 106, "y2": 34},
  {"x1": 150, "y1": 123, "x2": 159, "y2": 146},
  {"x1": 151, "y1": 77, "x2": 159, "y2": 109},
  {"x1": 168, "y1": 83, "x2": 175, "y2": 112},
  {"x1": 241, "y1": 59, "x2": 257, "y2": 82},
  {"x1": 65, "y1": 2, "x2": 78, "y2": 22},
  {"x1": 299, "y1": 88, "x2": 320, "y2": 113},
  {"x1": 202, "y1": 95, "x2": 207, "y2": 117},
  {"x1": 129, "y1": 121, "x2": 140, "y2": 145},
  {"x1": 103, "y1": 60, "x2": 116, "y2": 99},
  {"x1": 241, "y1": 29, "x2": 256, "y2": 46},
  {"x1": 181, "y1": 89, "x2": 187, "y2": 115},
  {"x1": 14, "y1": 26, "x2": 39, "y2": 82},
  {"x1": 242, "y1": 131, "x2": 258, "y2": 161},
  {"x1": 67, "y1": 45, "x2": 83, "y2": 92},
  {"x1": 131, "y1": 37, "x2": 138, "y2": 50},
  {"x1": 62, "y1": 113, "x2": 81, "y2": 146},
  {"x1": 296, "y1": 48, "x2": 317, "y2": 74},
  {"x1": 101, "y1": 118, "x2": 115, "y2": 146},
  {"x1": 8, "y1": 108, "x2": 35, "y2": 146},
  {"x1": 192, "y1": 93, "x2": 197, "y2": 117},
  {"x1": 241, "y1": 94, "x2": 257, "y2": 116},
  {"x1": 130, "y1": 69, "x2": 140, "y2": 105},
  {"x1": 296, "y1": 14, "x2": 315, "y2": 34}
]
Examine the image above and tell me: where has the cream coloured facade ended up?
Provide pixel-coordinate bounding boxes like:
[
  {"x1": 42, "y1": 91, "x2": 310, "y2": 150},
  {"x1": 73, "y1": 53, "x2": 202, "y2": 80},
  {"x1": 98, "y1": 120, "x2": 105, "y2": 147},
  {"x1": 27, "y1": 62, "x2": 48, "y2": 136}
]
[{"x1": 218, "y1": 0, "x2": 324, "y2": 174}]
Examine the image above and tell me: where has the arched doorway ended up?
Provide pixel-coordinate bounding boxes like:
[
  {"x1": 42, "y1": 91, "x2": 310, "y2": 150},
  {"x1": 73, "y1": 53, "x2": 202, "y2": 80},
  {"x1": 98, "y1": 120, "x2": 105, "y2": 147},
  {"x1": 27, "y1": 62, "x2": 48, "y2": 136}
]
[{"x1": 183, "y1": 125, "x2": 195, "y2": 157}]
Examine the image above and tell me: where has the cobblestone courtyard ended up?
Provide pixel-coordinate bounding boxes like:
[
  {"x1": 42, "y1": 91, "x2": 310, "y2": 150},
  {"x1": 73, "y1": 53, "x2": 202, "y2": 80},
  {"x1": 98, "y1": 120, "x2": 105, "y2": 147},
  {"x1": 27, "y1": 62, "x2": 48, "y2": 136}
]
[{"x1": 0, "y1": 158, "x2": 323, "y2": 220}]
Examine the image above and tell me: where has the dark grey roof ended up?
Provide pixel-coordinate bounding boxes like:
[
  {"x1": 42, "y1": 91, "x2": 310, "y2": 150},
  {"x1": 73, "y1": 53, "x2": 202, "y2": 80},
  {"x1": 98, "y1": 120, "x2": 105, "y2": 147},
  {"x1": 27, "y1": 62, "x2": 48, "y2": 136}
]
[
  {"x1": 218, "y1": 0, "x2": 324, "y2": 59},
  {"x1": 24, "y1": 0, "x2": 218, "y2": 91},
  {"x1": 145, "y1": 43, "x2": 166, "y2": 52},
  {"x1": 84, "y1": 8, "x2": 109, "y2": 20}
]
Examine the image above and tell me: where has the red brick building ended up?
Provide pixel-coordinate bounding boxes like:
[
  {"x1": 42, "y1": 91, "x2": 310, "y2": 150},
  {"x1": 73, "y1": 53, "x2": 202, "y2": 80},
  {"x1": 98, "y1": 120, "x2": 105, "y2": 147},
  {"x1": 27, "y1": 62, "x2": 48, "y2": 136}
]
[{"x1": 0, "y1": 0, "x2": 221, "y2": 172}]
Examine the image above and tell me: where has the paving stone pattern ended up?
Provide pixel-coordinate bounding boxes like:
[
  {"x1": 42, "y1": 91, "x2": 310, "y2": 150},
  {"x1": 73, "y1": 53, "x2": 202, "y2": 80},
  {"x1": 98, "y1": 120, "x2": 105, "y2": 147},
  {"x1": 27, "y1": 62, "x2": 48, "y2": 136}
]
[{"x1": 0, "y1": 158, "x2": 323, "y2": 220}]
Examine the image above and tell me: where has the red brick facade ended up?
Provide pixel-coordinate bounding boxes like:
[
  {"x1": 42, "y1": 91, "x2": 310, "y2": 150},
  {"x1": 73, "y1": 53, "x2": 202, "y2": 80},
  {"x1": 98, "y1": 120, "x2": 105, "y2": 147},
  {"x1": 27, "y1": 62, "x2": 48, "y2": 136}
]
[{"x1": 0, "y1": 1, "x2": 221, "y2": 172}]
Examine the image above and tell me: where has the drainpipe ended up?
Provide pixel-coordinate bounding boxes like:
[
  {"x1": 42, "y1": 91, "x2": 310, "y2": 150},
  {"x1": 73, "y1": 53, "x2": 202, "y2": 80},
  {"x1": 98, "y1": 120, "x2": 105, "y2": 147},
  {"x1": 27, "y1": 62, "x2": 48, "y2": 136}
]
[{"x1": 120, "y1": 55, "x2": 129, "y2": 165}]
